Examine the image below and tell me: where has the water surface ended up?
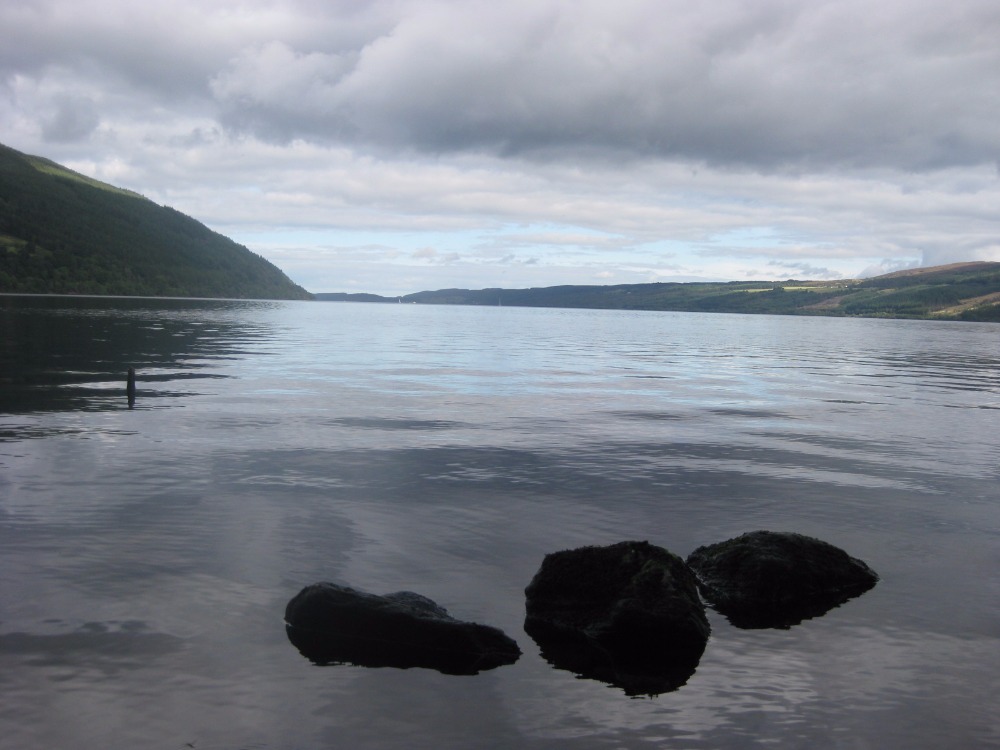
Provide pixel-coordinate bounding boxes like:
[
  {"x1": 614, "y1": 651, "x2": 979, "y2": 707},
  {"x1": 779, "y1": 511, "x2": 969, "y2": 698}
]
[{"x1": 1, "y1": 295, "x2": 998, "y2": 749}]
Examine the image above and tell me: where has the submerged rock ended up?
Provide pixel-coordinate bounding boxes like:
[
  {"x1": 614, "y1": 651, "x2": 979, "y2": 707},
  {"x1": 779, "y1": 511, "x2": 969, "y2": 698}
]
[
  {"x1": 686, "y1": 530, "x2": 879, "y2": 629},
  {"x1": 524, "y1": 540, "x2": 710, "y2": 696},
  {"x1": 285, "y1": 583, "x2": 521, "y2": 675}
]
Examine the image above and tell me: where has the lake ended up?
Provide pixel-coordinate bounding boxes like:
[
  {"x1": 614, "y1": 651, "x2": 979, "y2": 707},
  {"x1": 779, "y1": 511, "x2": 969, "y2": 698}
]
[{"x1": 1, "y1": 295, "x2": 998, "y2": 749}]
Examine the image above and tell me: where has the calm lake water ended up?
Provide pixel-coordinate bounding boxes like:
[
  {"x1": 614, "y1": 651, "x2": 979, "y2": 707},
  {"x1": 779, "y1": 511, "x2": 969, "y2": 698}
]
[{"x1": 1, "y1": 295, "x2": 998, "y2": 749}]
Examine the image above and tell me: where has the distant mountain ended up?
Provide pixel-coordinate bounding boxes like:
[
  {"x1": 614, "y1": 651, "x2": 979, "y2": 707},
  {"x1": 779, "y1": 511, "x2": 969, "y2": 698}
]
[
  {"x1": 0, "y1": 143, "x2": 311, "y2": 299},
  {"x1": 317, "y1": 261, "x2": 1000, "y2": 321}
]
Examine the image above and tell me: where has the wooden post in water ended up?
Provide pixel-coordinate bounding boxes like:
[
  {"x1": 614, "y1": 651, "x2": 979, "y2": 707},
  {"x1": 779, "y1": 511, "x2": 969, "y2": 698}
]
[{"x1": 127, "y1": 367, "x2": 136, "y2": 408}]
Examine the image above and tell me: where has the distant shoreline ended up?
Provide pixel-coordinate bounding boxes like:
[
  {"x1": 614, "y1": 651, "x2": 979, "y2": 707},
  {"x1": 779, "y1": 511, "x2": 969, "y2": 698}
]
[{"x1": 314, "y1": 262, "x2": 1000, "y2": 322}]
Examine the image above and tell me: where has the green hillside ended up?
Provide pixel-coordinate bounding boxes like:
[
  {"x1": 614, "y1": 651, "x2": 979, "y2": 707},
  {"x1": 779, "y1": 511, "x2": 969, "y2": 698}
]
[
  {"x1": 0, "y1": 143, "x2": 311, "y2": 299},
  {"x1": 317, "y1": 262, "x2": 1000, "y2": 321}
]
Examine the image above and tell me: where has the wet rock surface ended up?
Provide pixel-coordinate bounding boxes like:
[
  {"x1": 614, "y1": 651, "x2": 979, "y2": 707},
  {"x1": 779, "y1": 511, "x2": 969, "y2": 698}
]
[
  {"x1": 524, "y1": 540, "x2": 710, "y2": 695},
  {"x1": 285, "y1": 583, "x2": 521, "y2": 675},
  {"x1": 686, "y1": 530, "x2": 879, "y2": 629}
]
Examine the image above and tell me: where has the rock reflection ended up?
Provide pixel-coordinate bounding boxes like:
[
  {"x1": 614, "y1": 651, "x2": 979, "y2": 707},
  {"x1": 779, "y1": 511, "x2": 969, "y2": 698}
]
[
  {"x1": 524, "y1": 620, "x2": 704, "y2": 697},
  {"x1": 286, "y1": 624, "x2": 519, "y2": 675},
  {"x1": 706, "y1": 588, "x2": 875, "y2": 630}
]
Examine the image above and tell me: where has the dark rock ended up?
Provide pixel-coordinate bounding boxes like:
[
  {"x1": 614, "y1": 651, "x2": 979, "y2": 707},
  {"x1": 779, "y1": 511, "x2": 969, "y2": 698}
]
[
  {"x1": 686, "y1": 530, "x2": 879, "y2": 629},
  {"x1": 524, "y1": 540, "x2": 710, "y2": 696},
  {"x1": 285, "y1": 583, "x2": 521, "y2": 675}
]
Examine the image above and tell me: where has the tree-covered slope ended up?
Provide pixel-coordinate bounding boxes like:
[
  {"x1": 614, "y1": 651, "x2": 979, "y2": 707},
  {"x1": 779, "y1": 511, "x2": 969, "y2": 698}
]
[
  {"x1": 0, "y1": 143, "x2": 311, "y2": 299},
  {"x1": 317, "y1": 262, "x2": 1000, "y2": 321}
]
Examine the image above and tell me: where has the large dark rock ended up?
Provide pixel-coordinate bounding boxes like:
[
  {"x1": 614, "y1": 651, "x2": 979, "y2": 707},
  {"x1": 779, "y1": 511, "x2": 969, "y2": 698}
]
[
  {"x1": 686, "y1": 530, "x2": 879, "y2": 629},
  {"x1": 285, "y1": 583, "x2": 521, "y2": 675},
  {"x1": 524, "y1": 540, "x2": 710, "y2": 696}
]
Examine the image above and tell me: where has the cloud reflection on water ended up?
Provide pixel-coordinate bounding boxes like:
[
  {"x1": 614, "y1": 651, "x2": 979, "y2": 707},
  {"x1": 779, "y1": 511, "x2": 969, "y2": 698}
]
[{"x1": 2, "y1": 300, "x2": 998, "y2": 749}]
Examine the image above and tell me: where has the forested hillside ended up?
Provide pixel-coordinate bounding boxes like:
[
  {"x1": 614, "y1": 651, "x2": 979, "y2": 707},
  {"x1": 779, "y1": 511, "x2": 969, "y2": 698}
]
[
  {"x1": 0, "y1": 143, "x2": 311, "y2": 299},
  {"x1": 318, "y1": 262, "x2": 1000, "y2": 321}
]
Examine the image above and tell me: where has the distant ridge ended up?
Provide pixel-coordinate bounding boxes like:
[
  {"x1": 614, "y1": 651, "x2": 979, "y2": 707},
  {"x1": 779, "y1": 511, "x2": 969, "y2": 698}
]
[
  {"x1": 317, "y1": 262, "x2": 1000, "y2": 321},
  {"x1": 867, "y1": 261, "x2": 998, "y2": 280},
  {"x1": 0, "y1": 143, "x2": 311, "y2": 300}
]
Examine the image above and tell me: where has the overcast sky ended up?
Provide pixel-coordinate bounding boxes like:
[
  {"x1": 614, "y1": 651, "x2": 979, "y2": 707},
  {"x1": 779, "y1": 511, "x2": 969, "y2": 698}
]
[{"x1": 2, "y1": 0, "x2": 999, "y2": 295}]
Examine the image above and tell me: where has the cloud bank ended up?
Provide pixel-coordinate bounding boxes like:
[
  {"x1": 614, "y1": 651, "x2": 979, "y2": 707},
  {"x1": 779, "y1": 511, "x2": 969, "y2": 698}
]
[{"x1": 2, "y1": 0, "x2": 999, "y2": 293}]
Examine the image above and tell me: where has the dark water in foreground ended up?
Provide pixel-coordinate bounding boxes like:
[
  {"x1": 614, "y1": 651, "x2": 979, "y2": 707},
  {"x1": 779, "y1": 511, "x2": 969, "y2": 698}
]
[{"x1": 1, "y1": 295, "x2": 998, "y2": 749}]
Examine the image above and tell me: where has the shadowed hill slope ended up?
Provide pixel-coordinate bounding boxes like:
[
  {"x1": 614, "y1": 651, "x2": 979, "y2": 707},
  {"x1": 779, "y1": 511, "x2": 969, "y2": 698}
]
[{"x1": 0, "y1": 143, "x2": 311, "y2": 300}]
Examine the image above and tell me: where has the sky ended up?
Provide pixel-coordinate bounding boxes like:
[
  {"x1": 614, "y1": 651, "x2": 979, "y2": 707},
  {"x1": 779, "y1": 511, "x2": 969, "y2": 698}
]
[{"x1": 2, "y1": 0, "x2": 999, "y2": 296}]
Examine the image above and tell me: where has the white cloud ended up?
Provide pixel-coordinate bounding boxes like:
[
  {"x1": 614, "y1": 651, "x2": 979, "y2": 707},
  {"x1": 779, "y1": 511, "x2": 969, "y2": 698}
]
[{"x1": 2, "y1": 0, "x2": 999, "y2": 294}]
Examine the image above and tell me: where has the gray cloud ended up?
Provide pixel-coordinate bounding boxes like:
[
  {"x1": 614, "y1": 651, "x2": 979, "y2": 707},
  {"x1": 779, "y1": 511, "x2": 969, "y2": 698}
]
[
  {"x1": 40, "y1": 95, "x2": 100, "y2": 142},
  {"x1": 7, "y1": 0, "x2": 999, "y2": 171},
  {"x1": 1, "y1": 0, "x2": 999, "y2": 293},
  {"x1": 204, "y1": 0, "x2": 1000, "y2": 171}
]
